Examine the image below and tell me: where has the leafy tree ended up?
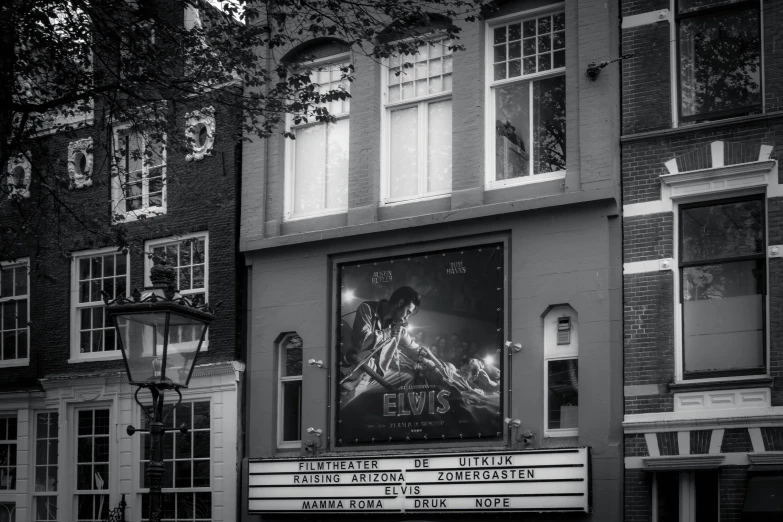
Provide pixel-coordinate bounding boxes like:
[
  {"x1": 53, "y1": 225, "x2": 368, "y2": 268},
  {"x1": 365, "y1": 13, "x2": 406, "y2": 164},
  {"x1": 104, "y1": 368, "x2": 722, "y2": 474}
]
[{"x1": 0, "y1": 0, "x2": 493, "y2": 262}]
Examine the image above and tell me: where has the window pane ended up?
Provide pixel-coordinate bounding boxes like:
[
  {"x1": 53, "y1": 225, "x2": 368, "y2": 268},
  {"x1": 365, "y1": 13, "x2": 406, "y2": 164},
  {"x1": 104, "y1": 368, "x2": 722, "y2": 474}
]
[
  {"x1": 679, "y1": 0, "x2": 745, "y2": 14},
  {"x1": 547, "y1": 359, "x2": 578, "y2": 430},
  {"x1": 495, "y1": 82, "x2": 530, "y2": 180},
  {"x1": 533, "y1": 75, "x2": 566, "y2": 173},
  {"x1": 283, "y1": 335, "x2": 302, "y2": 377},
  {"x1": 389, "y1": 107, "x2": 419, "y2": 200},
  {"x1": 325, "y1": 119, "x2": 349, "y2": 210},
  {"x1": 427, "y1": 100, "x2": 452, "y2": 193},
  {"x1": 293, "y1": 124, "x2": 326, "y2": 215},
  {"x1": 282, "y1": 381, "x2": 302, "y2": 441},
  {"x1": 681, "y1": 199, "x2": 763, "y2": 262},
  {"x1": 683, "y1": 260, "x2": 764, "y2": 374},
  {"x1": 680, "y1": 6, "x2": 761, "y2": 119}
]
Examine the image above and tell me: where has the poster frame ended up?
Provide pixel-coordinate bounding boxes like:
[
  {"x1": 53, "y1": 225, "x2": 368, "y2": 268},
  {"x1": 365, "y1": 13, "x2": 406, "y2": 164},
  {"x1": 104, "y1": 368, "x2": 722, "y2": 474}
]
[{"x1": 328, "y1": 234, "x2": 511, "y2": 451}]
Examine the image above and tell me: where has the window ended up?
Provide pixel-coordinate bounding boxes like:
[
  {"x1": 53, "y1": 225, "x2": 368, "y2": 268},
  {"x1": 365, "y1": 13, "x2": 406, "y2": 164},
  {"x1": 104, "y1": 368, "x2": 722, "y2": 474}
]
[
  {"x1": 146, "y1": 233, "x2": 207, "y2": 305},
  {"x1": 285, "y1": 61, "x2": 350, "y2": 219},
  {"x1": 487, "y1": 11, "x2": 566, "y2": 187},
  {"x1": 0, "y1": 418, "x2": 17, "y2": 491},
  {"x1": 653, "y1": 470, "x2": 718, "y2": 522},
  {"x1": 278, "y1": 334, "x2": 302, "y2": 448},
  {"x1": 34, "y1": 412, "x2": 59, "y2": 522},
  {"x1": 0, "y1": 261, "x2": 28, "y2": 365},
  {"x1": 75, "y1": 409, "x2": 109, "y2": 522},
  {"x1": 140, "y1": 401, "x2": 211, "y2": 522},
  {"x1": 383, "y1": 39, "x2": 452, "y2": 203},
  {"x1": 70, "y1": 249, "x2": 128, "y2": 360},
  {"x1": 679, "y1": 196, "x2": 765, "y2": 379},
  {"x1": 112, "y1": 129, "x2": 166, "y2": 218},
  {"x1": 677, "y1": 0, "x2": 761, "y2": 123},
  {"x1": 543, "y1": 305, "x2": 578, "y2": 436}
]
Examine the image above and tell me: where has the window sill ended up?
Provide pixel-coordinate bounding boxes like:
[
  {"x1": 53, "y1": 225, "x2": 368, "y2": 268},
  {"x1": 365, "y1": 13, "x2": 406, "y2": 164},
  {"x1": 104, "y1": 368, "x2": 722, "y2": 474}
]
[
  {"x1": 284, "y1": 208, "x2": 347, "y2": 223},
  {"x1": 485, "y1": 170, "x2": 565, "y2": 191},
  {"x1": 278, "y1": 441, "x2": 301, "y2": 451},
  {"x1": 69, "y1": 352, "x2": 123, "y2": 363},
  {"x1": 544, "y1": 429, "x2": 578, "y2": 438},
  {"x1": 380, "y1": 192, "x2": 450, "y2": 207},
  {"x1": 0, "y1": 358, "x2": 30, "y2": 368},
  {"x1": 669, "y1": 376, "x2": 772, "y2": 393},
  {"x1": 114, "y1": 207, "x2": 167, "y2": 223}
]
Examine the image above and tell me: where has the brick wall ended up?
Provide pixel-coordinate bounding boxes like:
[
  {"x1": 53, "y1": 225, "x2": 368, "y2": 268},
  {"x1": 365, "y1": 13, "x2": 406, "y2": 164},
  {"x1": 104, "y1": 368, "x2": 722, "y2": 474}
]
[
  {"x1": 720, "y1": 466, "x2": 749, "y2": 522},
  {"x1": 623, "y1": 213, "x2": 673, "y2": 263},
  {"x1": 624, "y1": 468, "x2": 652, "y2": 522}
]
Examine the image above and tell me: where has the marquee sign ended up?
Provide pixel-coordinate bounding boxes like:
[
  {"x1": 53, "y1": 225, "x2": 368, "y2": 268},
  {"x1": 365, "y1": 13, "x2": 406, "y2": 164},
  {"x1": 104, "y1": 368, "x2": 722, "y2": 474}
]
[{"x1": 248, "y1": 449, "x2": 590, "y2": 514}]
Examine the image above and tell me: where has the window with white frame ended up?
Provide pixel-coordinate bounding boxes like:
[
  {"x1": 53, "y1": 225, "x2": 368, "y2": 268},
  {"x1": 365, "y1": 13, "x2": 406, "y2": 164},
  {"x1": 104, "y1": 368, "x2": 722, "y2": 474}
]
[
  {"x1": 285, "y1": 61, "x2": 350, "y2": 220},
  {"x1": 33, "y1": 412, "x2": 59, "y2": 522},
  {"x1": 676, "y1": 0, "x2": 761, "y2": 124},
  {"x1": 383, "y1": 39, "x2": 452, "y2": 203},
  {"x1": 0, "y1": 503, "x2": 14, "y2": 522},
  {"x1": 0, "y1": 417, "x2": 17, "y2": 491},
  {"x1": 487, "y1": 11, "x2": 565, "y2": 186},
  {"x1": 543, "y1": 305, "x2": 578, "y2": 436},
  {"x1": 140, "y1": 401, "x2": 212, "y2": 521},
  {"x1": 75, "y1": 409, "x2": 110, "y2": 522},
  {"x1": 278, "y1": 334, "x2": 302, "y2": 447},
  {"x1": 0, "y1": 262, "x2": 28, "y2": 364},
  {"x1": 679, "y1": 195, "x2": 765, "y2": 379},
  {"x1": 146, "y1": 234, "x2": 207, "y2": 305},
  {"x1": 71, "y1": 249, "x2": 128, "y2": 359},
  {"x1": 112, "y1": 129, "x2": 166, "y2": 218}
]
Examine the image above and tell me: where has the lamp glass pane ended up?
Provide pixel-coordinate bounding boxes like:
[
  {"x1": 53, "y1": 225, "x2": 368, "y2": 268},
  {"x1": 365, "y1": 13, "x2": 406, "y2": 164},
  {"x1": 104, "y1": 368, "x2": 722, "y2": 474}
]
[
  {"x1": 115, "y1": 312, "x2": 167, "y2": 384},
  {"x1": 164, "y1": 314, "x2": 206, "y2": 387}
]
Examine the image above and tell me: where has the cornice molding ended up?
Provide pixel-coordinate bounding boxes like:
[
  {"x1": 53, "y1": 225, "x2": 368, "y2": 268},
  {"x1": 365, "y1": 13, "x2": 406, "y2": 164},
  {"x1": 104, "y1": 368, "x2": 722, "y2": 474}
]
[
  {"x1": 748, "y1": 452, "x2": 783, "y2": 466},
  {"x1": 660, "y1": 160, "x2": 775, "y2": 188},
  {"x1": 643, "y1": 454, "x2": 725, "y2": 470}
]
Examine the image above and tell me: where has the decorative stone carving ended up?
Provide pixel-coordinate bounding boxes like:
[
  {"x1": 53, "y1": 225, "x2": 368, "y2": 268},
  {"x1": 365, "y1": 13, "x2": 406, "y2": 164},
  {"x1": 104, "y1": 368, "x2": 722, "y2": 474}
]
[
  {"x1": 68, "y1": 137, "x2": 94, "y2": 189},
  {"x1": 185, "y1": 106, "x2": 216, "y2": 162},
  {"x1": 6, "y1": 153, "x2": 31, "y2": 199}
]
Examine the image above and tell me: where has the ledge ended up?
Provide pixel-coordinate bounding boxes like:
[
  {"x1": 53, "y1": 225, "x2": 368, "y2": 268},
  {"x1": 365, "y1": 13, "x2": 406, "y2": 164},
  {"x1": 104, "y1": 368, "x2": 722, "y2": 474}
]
[
  {"x1": 241, "y1": 187, "x2": 618, "y2": 252},
  {"x1": 660, "y1": 160, "x2": 775, "y2": 196},
  {"x1": 748, "y1": 452, "x2": 783, "y2": 466},
  {"x1": 621, "y1": 111, "x2": 783, "y2": 144},
  {"x1": 623, "y1": 406, "x2": 783, "y2": 433},
  {"x1": 669, "y1": 377, "x2": 773, "y2": 393},
  {"x1": 643, "y1": 454, "x2": 725, "y2": 471}
]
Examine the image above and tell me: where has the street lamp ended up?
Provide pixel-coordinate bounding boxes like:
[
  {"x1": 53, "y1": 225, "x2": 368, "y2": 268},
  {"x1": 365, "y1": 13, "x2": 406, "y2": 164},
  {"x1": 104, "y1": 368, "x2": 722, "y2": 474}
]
[{"x1": 103, "y1": 262, "x2": 216, "y2": 522}]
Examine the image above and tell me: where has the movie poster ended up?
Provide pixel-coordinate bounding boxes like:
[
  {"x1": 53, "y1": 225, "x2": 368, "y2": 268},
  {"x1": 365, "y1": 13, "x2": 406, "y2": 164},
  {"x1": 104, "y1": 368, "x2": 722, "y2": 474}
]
[{"x1": 335, "y1": 243, "x2": 505, "y2": 445}]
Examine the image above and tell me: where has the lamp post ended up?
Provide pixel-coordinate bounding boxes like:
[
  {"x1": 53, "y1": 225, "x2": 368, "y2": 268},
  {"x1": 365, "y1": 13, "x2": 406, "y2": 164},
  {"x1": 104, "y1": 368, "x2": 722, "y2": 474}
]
[{"x1": 103, "y1": 262, "x2": 215, "y2": 522}]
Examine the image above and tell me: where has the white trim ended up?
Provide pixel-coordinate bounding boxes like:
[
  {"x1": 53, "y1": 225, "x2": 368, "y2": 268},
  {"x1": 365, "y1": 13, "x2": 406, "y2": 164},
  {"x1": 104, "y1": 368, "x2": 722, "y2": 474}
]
[
  {"x1": 661, "y1": 160, "x2": 776, "y2": 199},
  {"x1": 708, "y1": 429, "x2": 724, "y2": 454},
  {"x1": 677, "y1": 431, "x2": 690, "y2": 455},
  {"x1": 748, "y1": 451, "x2": 783, "y2": 465},
  {"x1": 624, "y1": 406, "x2": 783, "y2": 433},
  {"x1": 669, "y1": 0, "x2": 678, "y2": 128},
  {"x1": 674, "y1": 387, "x2": 770, "y2": 412},
  {"x1": 645, "y1": 433, "x2": 660, "y2": 457},
  {"x1": 623, "y1": 258, "x2": 673, "y2": 275},
  {"x1": 748, "y1": 427, "x2": 765, "y2": 453},
  {"x1": 622, "y1": 9, "x2": 670, "y2": 29},
  {"x1": 623, "y1": 199, "x2": 671, "y2": 217},
  {"x1": 0, "y1": 258, "x2": 30, "y2": 367},
  {"x1": 69, "y1": 247, "x2": 129, "y2": 362},
  {"x1": 645, "y1": 454, "x2": 725, "y2": 470},
  {"x1": 277, "y1": 333, "x2": 302, "y2": 450},
  {"x1": 484, "y1": 6, "x2": 567, "y2": 191},
  {"x1": 626, "y1": 452, "x2": 747, "y2": 469}
]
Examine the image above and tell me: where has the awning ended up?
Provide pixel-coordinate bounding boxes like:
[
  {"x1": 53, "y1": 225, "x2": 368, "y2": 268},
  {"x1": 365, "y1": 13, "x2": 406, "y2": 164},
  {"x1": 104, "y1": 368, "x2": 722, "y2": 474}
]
[{"x1": 743, "y1": 476, "x2": 783, "y2": 513}]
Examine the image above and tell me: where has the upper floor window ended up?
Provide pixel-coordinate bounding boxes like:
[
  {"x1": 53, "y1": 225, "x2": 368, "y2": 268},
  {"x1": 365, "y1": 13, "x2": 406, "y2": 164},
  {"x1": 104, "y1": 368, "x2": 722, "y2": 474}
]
[
  {"x1": 278, "y1": 333, "x2": 302, "y2": 449},
  {"x1": 146, "y1": 233, "x2": 208, "y2": 305},
  {"x1": 679, "y1": 196, "x2": 765, "y2": 379},
  {"x1": 70, "y1": 249, "x2": 128, "y2": 361},
  {"x1": 0, "y1": 260, "x2": 29, "y2": 365},
  {"x1": 677, "y1": 0, "x2": 762, "y2": 123},
  {"x1": 112, "y1": 129, "x2": 166, "y2": 219},
  {"x1": 285, "y1": 61, "x2": 350, "y2": 220},
  {"x1": 487, "y1": 11, "x2": 566, "y2": 188},
  {"x1": 382, "y1": 39, "x2": 452, "y2": 204}
]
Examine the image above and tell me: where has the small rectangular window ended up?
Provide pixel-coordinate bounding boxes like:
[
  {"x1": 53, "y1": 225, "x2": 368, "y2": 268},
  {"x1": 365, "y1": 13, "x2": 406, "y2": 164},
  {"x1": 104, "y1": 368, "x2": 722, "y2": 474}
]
[
  {"x1": 488, "y1": 12, "x2": 566, "y2": 187},
  {"x1": 546, "y1": 359, "x2": 578, "y2": 431},
  {"x1": 679, "y1": 196, "x2": 765, "y2": 378},
  {"x1": 383, "y1": 40, "x2": 453, "y2": 203},
  {"x1": 677, "y1": 0, "x2": 761, "y2": 122},
  {"x1": 75, "y1": 409, "x2": 110, "y2": 522},
  {"x1": 279, "y1": 334, "x2": 303, "y2": 445},
  {"x1": 34, "y1": 412, "x2": 58, "y2": 522},
  {"x1": 0, "y1": 417, "x2": 17, "y2": 491}
]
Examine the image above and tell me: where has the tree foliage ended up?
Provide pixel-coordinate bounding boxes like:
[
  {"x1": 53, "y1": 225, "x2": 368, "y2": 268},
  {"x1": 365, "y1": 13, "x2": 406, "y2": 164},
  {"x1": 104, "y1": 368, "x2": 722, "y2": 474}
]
[{"x1": 0, "y1": 0, "x2": 494, "y2": 262}]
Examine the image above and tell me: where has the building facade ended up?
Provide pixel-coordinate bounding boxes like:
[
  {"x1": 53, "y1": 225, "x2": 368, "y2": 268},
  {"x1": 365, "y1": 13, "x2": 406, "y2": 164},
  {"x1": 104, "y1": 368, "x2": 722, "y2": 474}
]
[
  {"x1": 241, "y1": 0, "x2": 623, "y2": 519},
  {"x1": 0, "y1": 4, "x2": 244, "y2": 522},
  {"x1": 621, "y1": 0, "x2": 783, "y2": 520}
]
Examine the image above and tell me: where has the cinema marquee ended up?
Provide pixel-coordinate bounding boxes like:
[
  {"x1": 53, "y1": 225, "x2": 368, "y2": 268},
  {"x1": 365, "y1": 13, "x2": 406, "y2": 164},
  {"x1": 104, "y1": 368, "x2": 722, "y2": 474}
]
[{"x1": 248, "y1": 449, "x2": 590, "y2": 514}]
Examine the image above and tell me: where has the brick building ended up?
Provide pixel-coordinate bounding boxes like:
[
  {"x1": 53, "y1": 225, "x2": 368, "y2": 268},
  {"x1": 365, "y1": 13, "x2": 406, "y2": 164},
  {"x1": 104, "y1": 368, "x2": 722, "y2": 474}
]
[
  {"x1": 241, "y1": 0, "x2": 623, "y2": 520},
  {"x1": 621, "y1": 0, "x2": 783, "y2": 519},
  {"x1": 0, "y1": 2, "x2": 244, "y2": 521}
]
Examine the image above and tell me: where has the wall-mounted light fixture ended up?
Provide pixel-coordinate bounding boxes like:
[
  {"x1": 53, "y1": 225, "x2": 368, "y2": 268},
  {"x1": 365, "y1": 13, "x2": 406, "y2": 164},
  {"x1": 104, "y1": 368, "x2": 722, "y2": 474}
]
[
  {"x1": 505, "y1": 341, "x2": 524, "y2": 353},
  {"x1": 307, "y1": 359, "x2": 325, "y2": 368},
  {"x1": 586, "y1": 53, "x2": 635, "y2": 81},
  {"x1": 305, "y1": 427, "x2": 324, "y2": 454}
]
